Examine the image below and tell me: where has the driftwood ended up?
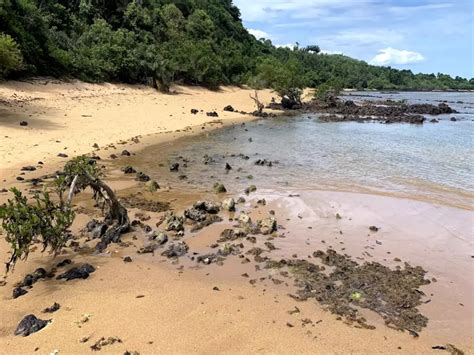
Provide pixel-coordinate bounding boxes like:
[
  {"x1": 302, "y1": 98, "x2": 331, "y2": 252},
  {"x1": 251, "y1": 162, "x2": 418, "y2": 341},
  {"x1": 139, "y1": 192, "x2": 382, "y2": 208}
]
[{"x1": 250, "y1": 90, "x2": 264, "y2": 114}]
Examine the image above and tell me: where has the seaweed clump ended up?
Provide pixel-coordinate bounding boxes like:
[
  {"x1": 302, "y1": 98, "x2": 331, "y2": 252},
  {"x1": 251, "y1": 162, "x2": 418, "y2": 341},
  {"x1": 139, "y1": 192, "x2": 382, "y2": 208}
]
[{"x1": 267, "y1": 249, "x2": 431, "y2": 333}]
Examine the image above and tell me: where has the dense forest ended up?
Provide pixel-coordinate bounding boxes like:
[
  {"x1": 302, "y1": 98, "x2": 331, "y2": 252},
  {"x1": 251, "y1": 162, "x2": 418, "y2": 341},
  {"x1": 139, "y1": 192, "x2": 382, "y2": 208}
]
[{"x1": 0, "y1": 0, "x2": 473, "y2": 91}]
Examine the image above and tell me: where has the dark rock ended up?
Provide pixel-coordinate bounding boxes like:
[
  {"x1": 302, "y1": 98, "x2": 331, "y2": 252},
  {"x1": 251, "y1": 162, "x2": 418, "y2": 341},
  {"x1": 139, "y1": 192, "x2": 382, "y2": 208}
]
[
  {"x1": 121, "y1": 166, "x2": 136, "y2": 174},
  {"x1": 86, "y1": 220, "x2": 108, "y2": 238},
  {"x1": 430, "y1": 119, "x2": 439, "y2": 123},
  {"x1": 19, "y1": 121, "x2": 28, "y2": 126},
  {"x1": 21, "y1": 166, "x2": 36, "y2": 172},
  {"x1": 43, "y1": 302, "x2": 60, "y2": 313},
  {"x1": 206, "y1": 111, "x2": 219, "y2": 117},
  {"x1": 225, "y1": 163, "x2": 232, "y2": 170},
  {"x1": 191, "y1": 109, "x2": 199, "y2": 114},
  {"x1": 16, "y1": 176, "x2": 25, "y2": 181},
  {"x1": 57, "y1": 259, "x2": 72, "y2": 268},
  {"x1": 450, "y1": 117, "x2": 457, "y2": 122},
  {"x1": 223, "y1": 105, "x2": 235, "y2": 112},
  {"x1": 57, "y1": 153, "x2": 68, "y2": 158},
  {"x1": 135, "y1": 171, "x2": 151, "y2": 182},
  {"x1": 255, "y1": 159, "x2": 273, "y2": 167},
  {"x1": 121, "y1": 150, "x2": 131, "y2": 156},
  {"x1": 14, "y1": 315, "x2": 49, "y2": 336},
  {"x1": 110, "y1": 154, "x2": 118, "y2": 159},
  {"x1": 123, "y1": 256, "x2": 133, "y2": 263},
  {"x1": 169, "y1": 163, "x2": 179, "y2": 171},
  {"x1": 369, "y1": 226, "x2": 379, "y2": 232},
  {"x1": 281, "y1": 96, "x2": 299, "y2": 110},
  {"x1": 244, "y1": 185, "x2": 257, "y2": 194},
  {"x1": 13, "y1": 287, "x2": 28, "y2": 299},
  {"x1": 56, "y1": 264, "x2": 95, "y2": 281}
]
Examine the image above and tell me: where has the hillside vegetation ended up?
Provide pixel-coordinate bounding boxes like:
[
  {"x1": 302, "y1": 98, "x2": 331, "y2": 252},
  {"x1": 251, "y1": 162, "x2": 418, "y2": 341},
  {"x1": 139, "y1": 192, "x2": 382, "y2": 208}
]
[{"x1": 0, "y1": 0, "x2": 473, "y2": 91}]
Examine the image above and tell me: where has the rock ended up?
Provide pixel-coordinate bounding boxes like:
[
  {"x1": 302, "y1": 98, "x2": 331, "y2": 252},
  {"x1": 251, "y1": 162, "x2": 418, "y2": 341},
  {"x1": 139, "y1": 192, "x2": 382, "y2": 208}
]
[
  {"x1": 135, "y1": 171, "x2": 150, "y2": 182},
  {"x1": 191, "y1": 109, "x2": 199, "y2": 114},
  {"x1": 450, "y1": 117, "x2": 457, "y2": 121},
  {"x1": 225, "y1": 163, "x2": 232, "y2": 170},
  {"x1": 56, "y1": 259, "x2": 71, "y2": 268},
  {"x1": 13, "y1": 287, "x2": 28, "y2": 299},
  {"x1": 430, "y1": 119, "x2": 439, "y2": 123},
  {"x1": 193, "y1": 200, "x2": 220, "y2": 214},
  {"x1": 237, "y1": 197, "x2": 246, "y2": 204},
  {"x1": 259, "y1": 217, "x2": 277, "y2": 235},
  {"x1": 42, "y1": 302, "x2": 60, "y2": 313},
  {"x1": 85, "y1": 220, "x2": 108, "y2": 238},
  {"x1": 137, "y1": 242, "x2": 158, "y2": 254},
  {"x1": 184, "y1": 208, "x2": 207, "y2": 222},
  {"x1": 257, "y1": 199, "x2": 266, "y2": 205},
  {"x1": 121, "y1": 150, "x2": 131, "y2": 156},
  {"x1": 110, "y1": 154, "x2": 118, "y2": 159},
  {"x1": 56, "y1": 264, "x2": 95, "y2": 281},
  {"x1": 121, "y1": 166, "x2": 136, "y2": 174},
  {"x1": 163, "y1": 213, "x2": 184, "y2": 232},
  {"x1": 57, "y1": 153, "x2": 68, "y2": 158},
  {"x1": 244, "y1": 185, "x2": 257, "y2": 194},
  {"x1": 221, "y1": 198, "x2": 236, "y2": 212},
  {"x1": 213, "y1": 183, "x2": 227, "y2": 194},
  {"x1": 255, "y1": 159, "x2": 273, "y2": 167},
  {"x1": 206, "y1": 111, "x2": 219, "y2": 117},
  {"x1": 169, "y1": 163, "x2": 179, "y2": 171},
  {"x1": 218, "y1": 228, "x2": 247, "y2": 242},
  {"x1": 145, "y1": 180, "x2": 160, "y2": 192},
  {"x1": 154, "y1": 232, "x2": 168, "y2": 245},
  {"x1": 223, "y1": 105, "x2": 235, "y2": 112},
  {"x1": 123, "y1": 256, "x2": 133, "y2": 263},
  {"x1": 21, "y1": 166, "x2": 36, "y2": 172},
  {"x1": 369, "y1": 226, "x2": 379, "y2": 232},
  {"x1": 281, "y1": 96, "x2": 299, "y2": 109},
  {"x1": 161, "y1": 242, "x2": 189, "y2": 258},
  {"x1": 238, "y1": 213, "x2": 252, "y2": 226},
  {"x1": 14, "y1": 315, "x2": 49, "y2": 336},
  {"x1": 92, "y1": 143, "x2": 99, "y2": 149},
  {"x1": 19, "y1": 121, "x2": 28, "y2": 126}
]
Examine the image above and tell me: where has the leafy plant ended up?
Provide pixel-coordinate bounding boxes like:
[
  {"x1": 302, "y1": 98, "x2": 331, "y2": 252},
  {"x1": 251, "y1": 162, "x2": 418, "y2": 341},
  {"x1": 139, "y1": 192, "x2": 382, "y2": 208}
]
[{"x1": 0, "y1": 33, "x2": 23, "y2": 77}]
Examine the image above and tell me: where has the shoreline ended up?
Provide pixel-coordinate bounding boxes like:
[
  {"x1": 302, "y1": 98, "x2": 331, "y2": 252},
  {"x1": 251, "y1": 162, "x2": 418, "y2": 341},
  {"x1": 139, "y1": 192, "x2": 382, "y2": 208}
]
[{"x1": 0, "y1": 80, "x2": 472, "y2": 353}]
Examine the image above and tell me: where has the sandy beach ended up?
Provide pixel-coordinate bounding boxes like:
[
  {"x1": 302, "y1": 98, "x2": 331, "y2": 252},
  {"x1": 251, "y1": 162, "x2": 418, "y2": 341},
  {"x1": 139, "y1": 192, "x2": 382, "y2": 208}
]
[{"x1": 0, "y1": 80, "x2": 472, "y2": 354}]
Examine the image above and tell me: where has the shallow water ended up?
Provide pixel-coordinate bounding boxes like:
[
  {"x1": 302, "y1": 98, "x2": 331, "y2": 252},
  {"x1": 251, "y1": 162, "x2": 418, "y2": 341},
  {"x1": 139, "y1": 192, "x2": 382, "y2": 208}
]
[{"x1": 135, "y1": 92, "x2": 474, "y2": 210}]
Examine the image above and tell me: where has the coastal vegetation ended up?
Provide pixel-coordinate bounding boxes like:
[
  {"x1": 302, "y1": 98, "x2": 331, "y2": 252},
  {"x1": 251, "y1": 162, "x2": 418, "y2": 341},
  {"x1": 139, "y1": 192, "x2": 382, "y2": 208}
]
[{"x1": 0, "y1": 0, "x2": 473, "y2": 92}]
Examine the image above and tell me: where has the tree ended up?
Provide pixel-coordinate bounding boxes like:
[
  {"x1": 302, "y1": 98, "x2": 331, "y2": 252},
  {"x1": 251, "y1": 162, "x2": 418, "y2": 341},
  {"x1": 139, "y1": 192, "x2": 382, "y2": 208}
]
[
  {"x1": 0, "y1": 156, "x2": 129, "y2": 271},
  {"x1": 0, "y1": 33, "x2": 22, "y2": 77}
]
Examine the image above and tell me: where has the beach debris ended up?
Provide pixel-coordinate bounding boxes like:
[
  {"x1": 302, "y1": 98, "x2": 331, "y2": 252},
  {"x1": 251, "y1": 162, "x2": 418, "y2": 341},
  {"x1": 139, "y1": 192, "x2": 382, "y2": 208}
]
[
  {"x1": 206, "y1": 111, "x2": 219, "y2": 117},
  {"x1": 90, "y1": 336, "x2": 122, "y2": 351},
  {"x1": 191, "y1": 108, "x2": 199, "y2": 114},
  {"x1": 432, "y1": 344, "x2": 464, "y2": 354},
  {"x1": 14, "y1": 315, "x2": 49, "y2": 336},
  {"x1": 223, "y1": 105, "x2": 235, "y2": 112},
  {"x1": 56, "y1": 264, "x2": 95, "y2": 281},
  {"x1": 43, "y1": 302, "x2": 61, "y2": 313},
  {"x1": 213, "y1": 183, "x2": 227, "y2": 193},
  {"x1": 74, "y1": 314, "x2": 92, "y2": 328}
]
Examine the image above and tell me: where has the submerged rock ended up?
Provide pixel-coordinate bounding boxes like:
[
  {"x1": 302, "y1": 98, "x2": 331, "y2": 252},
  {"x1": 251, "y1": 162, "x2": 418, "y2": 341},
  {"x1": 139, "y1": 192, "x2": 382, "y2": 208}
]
[
  {"x1": 14, "y1": 315, "x2": 49, "y2": 336},
  {"x1": 213, "y1": 183, "x2": 227, "y2": 194},
  {"x1": 135, "y1": 171, "x2": 151, "y2": 182},
  {"x1": 145, "y1": 180, "x2": 160, "y2": 192},
  {"x1": 184, "y1": 208, "x2": 208, "y2": 222}
]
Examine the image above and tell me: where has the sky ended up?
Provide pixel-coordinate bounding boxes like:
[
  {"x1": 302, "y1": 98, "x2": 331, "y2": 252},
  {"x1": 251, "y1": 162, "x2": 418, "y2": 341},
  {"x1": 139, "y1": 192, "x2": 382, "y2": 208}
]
[{"x1": 233, "y1": 0, "x2": 474, "y2": 78}]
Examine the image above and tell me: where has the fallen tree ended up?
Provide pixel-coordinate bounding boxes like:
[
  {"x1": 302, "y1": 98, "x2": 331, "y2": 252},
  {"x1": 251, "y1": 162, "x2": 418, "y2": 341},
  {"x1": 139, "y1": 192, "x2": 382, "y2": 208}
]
[{"x1": 0, "y1": 156, "x2": 129, "y2": 272}]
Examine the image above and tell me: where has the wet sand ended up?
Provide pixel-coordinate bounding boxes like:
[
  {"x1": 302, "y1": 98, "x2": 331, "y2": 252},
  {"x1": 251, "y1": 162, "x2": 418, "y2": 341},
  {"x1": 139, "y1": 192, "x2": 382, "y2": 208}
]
[{"x1": 0, "y1": 81, "x2": 472, "y2": 354}]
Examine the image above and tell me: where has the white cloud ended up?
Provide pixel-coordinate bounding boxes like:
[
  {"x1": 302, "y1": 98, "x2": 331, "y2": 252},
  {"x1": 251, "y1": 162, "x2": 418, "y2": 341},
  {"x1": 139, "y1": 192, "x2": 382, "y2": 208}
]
[
  {"x1": 320, "y1": 49, "x2": 343, "y2": 55},
  {"x1": 248, "y1": 28, "x2": 272, "y2": 40},
  {"x1": 370, "y1": 47, "x2": 425, "y2": 65},
  {"x1": 275, "y1": 43, "x2": 295, "y2": 49}
]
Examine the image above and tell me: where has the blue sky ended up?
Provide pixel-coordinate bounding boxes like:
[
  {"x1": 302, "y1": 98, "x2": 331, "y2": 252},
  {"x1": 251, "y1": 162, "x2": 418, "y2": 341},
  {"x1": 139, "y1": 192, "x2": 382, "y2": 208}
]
[{"x1": 234, "y1": 0, "x2": 474, "y2": 78}]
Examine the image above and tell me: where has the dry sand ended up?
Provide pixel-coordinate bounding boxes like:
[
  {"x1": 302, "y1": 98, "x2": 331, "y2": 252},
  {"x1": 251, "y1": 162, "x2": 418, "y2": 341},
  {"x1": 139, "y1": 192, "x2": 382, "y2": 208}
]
[{"x1": 0, "y1": 80, "x2": 472, "y2": 354}]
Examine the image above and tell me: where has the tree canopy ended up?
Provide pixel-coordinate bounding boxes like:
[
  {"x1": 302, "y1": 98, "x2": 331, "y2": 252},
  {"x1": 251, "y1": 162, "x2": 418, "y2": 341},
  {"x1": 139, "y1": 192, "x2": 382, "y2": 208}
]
[{"x1": 0, "y1": 0, "x2": 472, "y2": 91}]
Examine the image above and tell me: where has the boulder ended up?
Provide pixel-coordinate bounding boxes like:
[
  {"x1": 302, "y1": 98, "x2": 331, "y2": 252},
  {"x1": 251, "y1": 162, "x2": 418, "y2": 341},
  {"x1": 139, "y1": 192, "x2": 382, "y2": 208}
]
[
  {"x1": 221, "y1": 198, "x2": 236, "y2": 212},
  {"x1": 56, "y1": 264, "x2": 95, "y2": 281},
  {"x1": 14, "y1": 315, "x2": 49, "y2": 336},
  {"x1": 259, "y1": 217, "x2": 277, "y2": 235}
]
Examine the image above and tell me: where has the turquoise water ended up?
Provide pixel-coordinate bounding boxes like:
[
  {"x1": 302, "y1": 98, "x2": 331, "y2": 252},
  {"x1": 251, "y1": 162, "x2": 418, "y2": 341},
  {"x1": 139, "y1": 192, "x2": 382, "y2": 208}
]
[{"x1": 139, "y1": 92, "x2": 474, "y2": 209}]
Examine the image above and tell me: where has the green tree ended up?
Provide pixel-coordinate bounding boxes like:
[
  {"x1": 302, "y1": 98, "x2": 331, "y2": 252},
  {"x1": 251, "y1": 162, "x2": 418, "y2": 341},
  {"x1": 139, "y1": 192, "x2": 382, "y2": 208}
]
[{"x1": 0, "y1": 33, "x2": 22, "y2": 77}]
